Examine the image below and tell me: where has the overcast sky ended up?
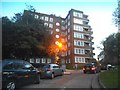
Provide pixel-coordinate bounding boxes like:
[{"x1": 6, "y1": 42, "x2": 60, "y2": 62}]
[{"x1": 1, "y1": 0, "x2": 118, "y2": 59}]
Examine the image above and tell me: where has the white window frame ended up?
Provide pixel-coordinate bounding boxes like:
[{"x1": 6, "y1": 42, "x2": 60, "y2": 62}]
[
  {"x1": 56, "y1": 28, "x2": 60, "y2": 32},
  {"x1": 40, "y1": 16, "x2": 44, "y2": 20},
  {"x1": 74, "y1": 40, "x2": 84, "y2": 46},
  {"x1": 73, "y1": 18, "x2": 83, "y2": 24},
  {"x1": 44, "y1": 23, "x2": 48, "y2": 26},
  {"x1": 35, "y1": 15, "x2": 39, "y2": 19},
  {"x1": 42, "y1": 58, "x2": 46, "y2": 63},
  {"x1": 75, "y1": 56, "x2": 85, "y2": 63},
  {"x1": 56, "y1": 22, "x2": 60, "y2": 26},
  {"x1": 74, "y1": 24, "x2": 83, "y2": 31},
  {"x1": 36, "y1": 58, "x2": 40, "y2": 63},
  {"x1": 49, "y1": 24, "x2": 53, "y2": 28},
  {"x1": 47, "y1": 58, "x2": 51, "y2": 63},
  {"x1": 50, "y1": 18, "x2": 53, "y2": 22},
  {"x1": 73, "y1": 11, "x2": 83, "y2": 18},
  {"x1": 74, "y1": 32, "x2": 84, "y2": 39},
  {"x1": 74, "y1": 48, "x2": 85, "y2": 54},
  {"x1": 30, "y1": 58, "x2": 34, "y2": 63},
  {"x1": 45, "y1": 16, "x2": 49, "y2": 21}
]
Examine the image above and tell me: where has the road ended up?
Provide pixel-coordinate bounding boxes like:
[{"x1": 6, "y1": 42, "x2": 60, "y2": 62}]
[{"x1": 20, "y1": 70, "x2": 101, "y2": 89}]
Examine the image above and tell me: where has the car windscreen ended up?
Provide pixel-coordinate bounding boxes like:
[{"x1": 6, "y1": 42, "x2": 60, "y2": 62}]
[{"x1": 84, "y1": 64, "x2": 93, "y2": 68}]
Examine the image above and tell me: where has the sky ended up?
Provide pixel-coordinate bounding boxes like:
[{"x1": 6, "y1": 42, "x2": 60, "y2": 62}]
[{"x1": 1, "y1": 0, "x2": 118, "y2": 59}]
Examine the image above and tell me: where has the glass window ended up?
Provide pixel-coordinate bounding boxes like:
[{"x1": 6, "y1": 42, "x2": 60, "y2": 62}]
[
  {"x1": 74, "y1": 40, "x2": 84, "y2": 46},
  {"x1": 73, "y1": 18, "x2": 83, "y2": 24},
  {"x1": 74, "y1": 24, "x2": 83, "y2": 31},
  {"x1": 35, "y1": 14, "x2": 39, "y2": 19},
  {"x1": 61, "y1": 26, "x2": 65, "y2": 30},
  {"x1": 50, "y1": 18, "x2": 53, "y2": 22},
  {"x1": 56, "y1": 22, "x2": 60, "y2": 26},
  {"x1": 45, "y1": 16, "x2": 49, "y2": 21},
  {"x1": 47, "y1": 58, "x2": 51, "y2": 63},
  {"x1": 49, "y1": 24, "x2": 53, "y2": 28},
  {"x1": 36, "y1": 58, "x2": 40, "y2": 63},
  {"x1": 42, "y1": 58, "x2": 46, "y2": 63},
  {"x1": 74, "y1": 48, "x2": 85, "y2": 54},
  {"x1": 30, "y1": 58, "x2": 34, "y2": 63},
  {"x1": 56, "y1": 28, "x2": 60, "y2": 32},
  {"x1": 73, "y1": 11, "x2": 83, "y2": 18},
  {"x1": 75, "y1": 57, "x2": 85, "y2": 63},
  {"x1": 55, "y1": 35, "x2": 59, "y2": 38},
  {"x1": 40, "y1": 16, "x2": 44, "y2": 20},
  {"x1": 44, "y1": 23, "x2": 48, "y2": 26},
  {"x1": 74, "y1": 32, "x2": 84, "y2": 39}
]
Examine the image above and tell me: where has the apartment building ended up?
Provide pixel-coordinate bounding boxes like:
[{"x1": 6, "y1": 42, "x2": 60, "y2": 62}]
[{"x1": 25, "y1": 9, "x2": 94, "y2": 68}]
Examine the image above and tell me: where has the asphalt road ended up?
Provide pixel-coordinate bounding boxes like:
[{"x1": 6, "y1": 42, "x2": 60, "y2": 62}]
[{"x1": 19, "y1": 70, "x2": 101, "y2": 89}]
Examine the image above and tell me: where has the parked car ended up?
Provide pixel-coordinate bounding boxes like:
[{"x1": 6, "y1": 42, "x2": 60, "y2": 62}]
[
  {"x1": 2, "y1": 59, "x2": 41, "y2": 90},
  {"x1": 83, "y1": 63, "x2": 101, "y2": 74},
  {"x1": 40, "y1": 64, "x2": 64, "y2": 79}
]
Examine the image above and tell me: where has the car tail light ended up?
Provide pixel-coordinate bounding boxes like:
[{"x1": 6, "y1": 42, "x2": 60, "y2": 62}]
[
  {"x1": 47, "y1": 68, "x2": 51, "y2": 71},
  {"x1": 91, "y1": 67, "x2": 96, "y2": 70}
]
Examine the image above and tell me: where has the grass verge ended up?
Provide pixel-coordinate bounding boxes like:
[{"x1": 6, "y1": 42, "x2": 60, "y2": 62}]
[{"x1": 99, "y1": 69, "x2": 119, "y2": 88}]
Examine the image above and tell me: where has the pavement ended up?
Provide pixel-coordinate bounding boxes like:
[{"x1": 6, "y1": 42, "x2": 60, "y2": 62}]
[{"x1": 64, "y1": 69, "x2": 106, "y2": 89}]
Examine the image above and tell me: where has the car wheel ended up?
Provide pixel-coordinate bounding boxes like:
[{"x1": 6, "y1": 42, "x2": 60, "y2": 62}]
[
  {"x1": 51, "y1": 73, "x2": 54, "y2": 79},
  {"x1": 34, "y1": 75, "x2": 40, "y2": 84},
  {"x1": 6, "y1": 81, "x2": 16, "y2": 90}
]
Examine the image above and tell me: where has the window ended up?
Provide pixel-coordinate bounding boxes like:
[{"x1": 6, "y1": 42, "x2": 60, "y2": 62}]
[
  {"x1": 56, "y1": 28, "x2": 60, "y2": 32},
  {"x1": 74, "y1": 40, "x2": 84, "y2": 46},
  {"x1": 50, "y1": 18, "x2": 53, "y2": 22},
  {"x1": 36, "y1": 58, "x2": 40, "y2": 63},
  {"x1": 73, "y1": 11, "x2": 83, "y2": 18},
  {"x1": 73, "y1": 18, "x2": 83, "y2": 24},
  {"x1": 44, "y1": 23, "x2": 48, "y2": 26},
  {"x1": 35, "y1": 15, "x2": 39, "y2": 19},
  {"x1": 30, "y1": 58, "x2": 34, "y2": 63},
  {"x1": 74, "y1": 32, "x2": 84, "y2": 39},
  {"x1": 61, "y1": 26, "x2": 65, "y2": 30},
  {"x1": 74, "y1": 48, "x2": 85, "y2": 54},
  {"x1": 45, "y1": 16, "x2": 49, "y2": 21},
  {"x1": 55, "y1": 35, "x2": 59, "y2": 38},
  {"x1": 56, "y1": 22, "x2": 60, "y2": 26},
  {"x1": 61, "y1": 20, "x2": 65, "y2": 25},
  {"x1": 47, "y1": 58, "x2": 51, "y2": 63},
  {"x1": 49, "y1": 24, "x2": 53, "y2": 28},
  {"x1": 40, "y1": 16, "x2": 44, "y2": 20},
  {"x1": 42, "y1": 58, "x2": 46, "y2": 63},
  {"x1": 74, "y1": 24, "x2": 83, "y2": 31},
  {"x1": 75, "y1": 56, "x2": 85, "y2": 63}
]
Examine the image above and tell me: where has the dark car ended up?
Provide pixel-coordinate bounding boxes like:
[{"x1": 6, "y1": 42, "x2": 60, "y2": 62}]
[
  {"x1": 40, "y1": 64, "x2": 64, "y2": 79},
  {"x1": 83, "y1": 63, "x2": 101, "y2": 74},
  {"x1": 2, "y1": 59, "x2": 40, "y2": 90}
]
